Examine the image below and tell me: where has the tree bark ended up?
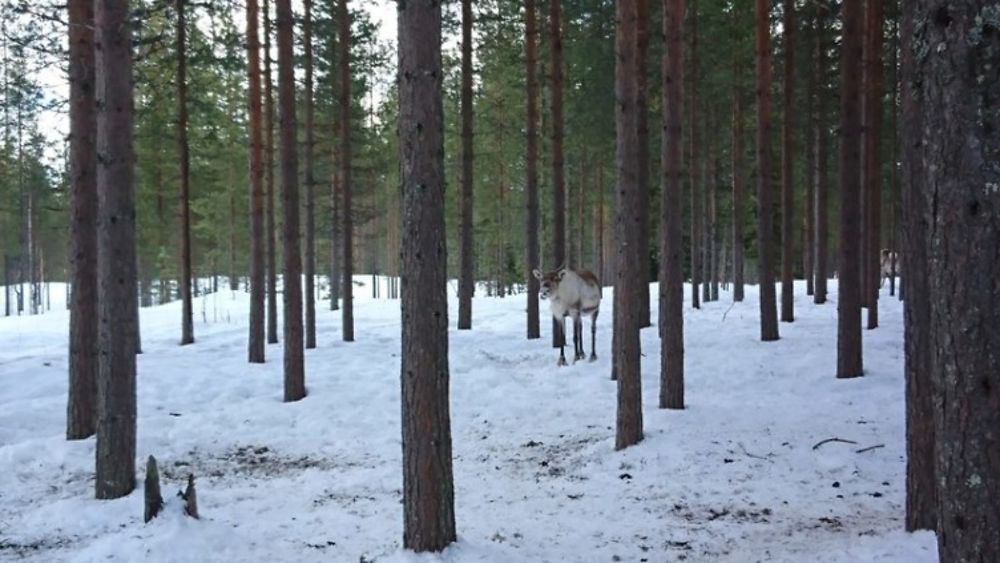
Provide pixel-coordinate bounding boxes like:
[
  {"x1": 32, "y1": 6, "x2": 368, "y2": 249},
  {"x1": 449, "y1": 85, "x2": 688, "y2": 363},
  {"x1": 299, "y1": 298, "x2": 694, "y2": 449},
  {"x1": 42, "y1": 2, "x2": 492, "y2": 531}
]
[
  {"x1": 814, "y1": 1, "x2": 830, "y2": 305},
  {"x1": 862, "y1": 0, "x2": 882, "y2": 330},
  {"x1": 176, "y1": 0, "x2": 194, "y2": 346},
  {"x1": 276, "y1": 0, "x2": 304, "y2": 401},
  {"x1": 303, "y1": 0, "x2": 317, "y2": 349},
  {"x1": 755, "y1": 0, "x2": 779, "y2": 341},
  {"x1": 614, "y1": 0, "x2": 644, "y2": 450},
  {"x1": 659, "y1": 0, "x2": 684, "y2": 410},
  {"x1": 689, "y1": 6, "x2": 701, "y2": 310},
  {"x1": 549, "y1": 0, "x2": 566, "y2": 348},
  {"x1": 780, "y1": 0, "x2": 795, "y2": 323},
  {"x1": 339, "y1": 0, "x2": 354, "y2": 342},
  {"x1": 246, "y1": 0, "x2": 265, "y2": 364},
  {"x1": 398, "y1": 0, "x2": 456, "y2": 551},
  {"x1": 264, "y1": 0, "x2": 278, "y2": 344},
  {"x1": 458, "y1": 0, "x2": 474, "y2": 330},
  {"x1": 836, "y1": 0, "x2": 863, "y2": 378},
  {"x1": 67, "y1": 0, "x2": 98, "y2": 440},
  {"x1": 636, "y1": 0, "x2": 651, "y2": 328},
  {"x1": 94, "y1": 0, "x2": 137, "y2": 499},
  {"x1": 916, "y1": 1, "x2": 1000, "y2": 555},
  {"x1": 803, "y1": 4, "x2": 817, "y2": 298},
  {"x1": 732, "y1": 88, "x2": 745, "y2": 302},
  {"x1": 525, "y1": 0, "x2": 540, "y2": 339},
  {"x1": 900, "y1": 0, "x2": 934, "y2": 532}
]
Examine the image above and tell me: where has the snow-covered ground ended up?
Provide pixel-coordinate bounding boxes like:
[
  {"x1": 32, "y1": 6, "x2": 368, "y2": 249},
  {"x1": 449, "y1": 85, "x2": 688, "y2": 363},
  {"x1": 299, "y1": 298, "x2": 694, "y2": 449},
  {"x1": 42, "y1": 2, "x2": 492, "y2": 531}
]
[{"x1": 0, "y1": 278, "x2": 938, "y2": 562}]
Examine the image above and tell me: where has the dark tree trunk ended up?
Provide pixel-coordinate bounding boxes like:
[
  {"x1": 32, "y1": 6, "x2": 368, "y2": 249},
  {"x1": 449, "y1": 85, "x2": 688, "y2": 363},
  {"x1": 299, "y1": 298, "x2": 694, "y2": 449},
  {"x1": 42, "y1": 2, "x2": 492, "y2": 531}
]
[
  {"x1": 264, "y1": 0, "x2": 278, "y2": 344},
  {"x1": 813, "y1": 1, "x2": 829, "y2": 305},
  {"x1": 176, "y1": 0, "x2": 194, "y2": 346},
  {"x1": 329, "y1": 21, "x2": 340, "y2": 313},
  {"x1": 732, "y1": 88, "x2": 745, "y2": 302},
  {"x1": 398, "y1": 0, "x2": 456, "y2": 551},
  {"x1": 614, "y1": 0, "x2": 644, "y2": 450},
  {"x1": 636, "y1": 0, "x2": 651, "y2": 328},
  {"x1": 803, "y1": 4, "x2": 817, "y2": 298},
  {"x1": 594, "y1": 162, "x2": 605, "y2": 284},
  {"x1": 67, "y1": 0, "x2": 98, "y2": 440},
  {"x1": 709, "y1": 128, "x2": 720, "y2": 302},
  {"x1": 303, "y1": 0, "x2": 316, "y2": 349},
  {"x1": 458, "y1": 0, "x2": 474, "y2": 330},
  {"x1": 900, "y1": 0, "x2": 934, "y2": 532},
  {"x1": 659, "y1": 0, "x2": 684, "y2": 410},
  {"x1": 339, "y1": 0, "x2": 354, "y2": 342},
  {"x1": 862, "y1": 0, "x2": 882, "y2": 330},
  {"x1": 917, "y1": 1, "x2": 1000, "y2": 555},
  {"x1": 549, "y1": 0, "x2": 566, "y2": 348},
  {"x1": 276, "y1": 0, "x2": 304, "y2": 401},
  {"x1": 688, "y1": 6, "x2": 700, "y2": 310},
  {"x1": 780, "y1": 0, "x2": 795, "y2": 322},
  {"x1": 754, "y1": 0, "x2": 779, "y2": 341},
  {"x1": 525, "y1": 0, "x2": 540, "y2": 339},
  {"x1": 836, "y1": 0, "x2": 863, "y2": 378},
  {"x1": 247, "y1": 0, "x2": 265, "y2": 364},
  {"x1": 94, "y1": 0, "x2": 137, "y2": 500}
]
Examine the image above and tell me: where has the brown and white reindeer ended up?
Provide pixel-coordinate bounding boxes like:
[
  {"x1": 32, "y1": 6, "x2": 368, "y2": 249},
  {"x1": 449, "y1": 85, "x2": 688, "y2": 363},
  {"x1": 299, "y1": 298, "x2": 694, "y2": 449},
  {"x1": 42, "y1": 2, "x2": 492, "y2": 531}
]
[
  {"x1": 879, "y1": 249, "x2": 901, "y2": 287},
  {"x1": 533, "y1": 267, "x2": 602, "y2": 366}
]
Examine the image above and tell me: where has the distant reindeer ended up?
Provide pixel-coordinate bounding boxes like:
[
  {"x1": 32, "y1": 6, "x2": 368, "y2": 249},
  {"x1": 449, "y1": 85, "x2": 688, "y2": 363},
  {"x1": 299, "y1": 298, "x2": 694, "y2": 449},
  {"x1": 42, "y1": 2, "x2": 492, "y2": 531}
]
[
  {"x1": 879, "y1": 249, "x2": 900, "y2": 288},
  {"x1": 533, "y1": 267, "x2": 602, "y2": 366}
]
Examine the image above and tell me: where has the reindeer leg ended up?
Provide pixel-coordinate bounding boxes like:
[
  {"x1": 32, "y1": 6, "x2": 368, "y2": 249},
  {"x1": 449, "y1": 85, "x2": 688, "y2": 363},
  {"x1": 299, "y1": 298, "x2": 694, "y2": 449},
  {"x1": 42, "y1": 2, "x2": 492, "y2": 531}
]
[
  {"x1": 557, "y1": 316, "x2": 568, "y2": 367},
  {"x1": 573, "y1": 314, "x2": 584, "y2": 362},
  {"x1": 589, "y1": 309, "x2": 599, "y2": 362}
]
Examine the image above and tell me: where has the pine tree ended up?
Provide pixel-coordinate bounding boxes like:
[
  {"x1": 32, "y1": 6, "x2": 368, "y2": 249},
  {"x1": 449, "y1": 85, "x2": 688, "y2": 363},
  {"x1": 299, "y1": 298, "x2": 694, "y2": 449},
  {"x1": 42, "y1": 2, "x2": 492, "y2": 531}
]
[
  {"x1": 339, "y1": 0, "x2": 354, "y2": 342},
  {"x1": 755, "y1": 0, "x2": 778, "y2": 341},
  {"x1": 246, "y1": 0, "x2": 265, "y2": 363},
  {"x1": 303, "y1": 0, "x2": 317, "y2": 349},
  {"x1": 524, "y1": 0, "x2": 540, "y2": 340},
  {"x1": 457, "y1": 0, "x2": 474, "y2": 330},
  {"x1": 780, "y1": 0, "x2": 795, "y2": 323}
]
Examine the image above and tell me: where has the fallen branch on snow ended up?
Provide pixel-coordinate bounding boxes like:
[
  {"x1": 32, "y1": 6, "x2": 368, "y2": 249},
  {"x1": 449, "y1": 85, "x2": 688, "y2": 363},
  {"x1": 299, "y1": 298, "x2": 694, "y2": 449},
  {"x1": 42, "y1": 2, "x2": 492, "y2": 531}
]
[
  {"x1": 855, "y1": 444, "x2": 885, "y2": 454},
  {"x1": 812, "y1": 437, "x2": 858, "y2": 450}
]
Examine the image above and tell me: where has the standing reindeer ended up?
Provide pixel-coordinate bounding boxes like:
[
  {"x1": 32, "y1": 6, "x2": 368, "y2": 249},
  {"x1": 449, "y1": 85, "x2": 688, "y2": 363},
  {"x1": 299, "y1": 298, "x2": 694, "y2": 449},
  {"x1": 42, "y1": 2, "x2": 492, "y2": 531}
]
[
  {"x1": 879, "y1": 249, "x2": 901, "y2": 287},
  {"x1": 533, "y1": 267, "x2": 602, "y2": 366}
]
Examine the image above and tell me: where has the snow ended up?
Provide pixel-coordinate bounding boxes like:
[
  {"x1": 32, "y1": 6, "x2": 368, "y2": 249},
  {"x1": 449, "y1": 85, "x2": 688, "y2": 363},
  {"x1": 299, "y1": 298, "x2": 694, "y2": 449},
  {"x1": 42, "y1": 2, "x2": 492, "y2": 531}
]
[{"x1": 0, "y1": 278, "x2": 938, "y2": 562}]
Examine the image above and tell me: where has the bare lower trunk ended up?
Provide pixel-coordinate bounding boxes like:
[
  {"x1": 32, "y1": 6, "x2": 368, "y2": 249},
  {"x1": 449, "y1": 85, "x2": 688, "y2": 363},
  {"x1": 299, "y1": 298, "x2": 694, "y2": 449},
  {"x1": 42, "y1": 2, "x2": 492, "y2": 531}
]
[
  {"x1": 458, "y1": 0, "x2": 474, "y2": 330},
  {"x1": 246, "y1": 0, "x2": 266, "y2": 363},
  {"x1": 339, "y1": 0, "x2": 354, "y2": 342},
  {"x1": 779, "y1": 0, "x2": 795, "y2": 323},
  {"x1": 755, "y1": 0, "x2": 778, "y2": 341},
  {"x1": 524, "y1": 0, "x2": 539, "y2": 339},
  {"x1": 398, "y1": 0, "x2": 456, "y2": 550},
  {"x1": 303, "y1": 0, "x2": 316, "y2": 349}
]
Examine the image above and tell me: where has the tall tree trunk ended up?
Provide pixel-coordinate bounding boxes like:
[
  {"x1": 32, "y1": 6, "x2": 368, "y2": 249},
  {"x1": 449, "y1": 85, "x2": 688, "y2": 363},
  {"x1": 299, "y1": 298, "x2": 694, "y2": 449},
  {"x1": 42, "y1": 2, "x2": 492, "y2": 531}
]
[
  {"x1": 264, "y1": 0, "x2": 278, "y2": 344},
  {"x1": 659, "y1": 0, "x2": 684, "y2": 410},
  {"x1": 732, "y1": 88, "x2": 745, "y2": 302},
  {"x1": 710, "y1": 134, "x2": 720, "y2": 302},
  {"x1": 814, "y1": 1, "x2": 830, "y2": 305},
  {"x1": 67, "y1": 0, "x2": 98, "y2": 440},
  {"x1": 176, "y1": 0, "x2": 194, "y2": 346},
  {"x1": 803, "y1": 4, "x2": 817, "y2": 298},
  {"x1": 398, "y1": 0, "x2": 456, "y2": 551},
  {"x1": 94, "y1": 0, "x2": 137, "y2": 500},
  {"x1": 276, "y1": 0, "x2": 304, "y2": 401},
  {"x1": 549, "y1": 0, "x2": 566, "y2": 348},
  {"x1": 458, "y1": 0, "x2": 474, "y2": 330},
  {"x1": 780, "y1": 0, "x2": 795, "y2": 322},
  {"x1": 339, "y1": 0, "x2": 354, "y2": 342},
  {"x1": 595, "y1": 162, "x2": 605, "y2": 283},
  {"x1": 636, "y1": 0, "x2": 651, "y2": 327},
  {"x1": 755, "y1": 0, "x2": 779, "y2": 341},
  {"x1": 329, "y1": 19, "x2": 340, "y2": 313},
  {"x1": 836, "y1": 0, "x2": 863, "y2": 378},
  {"x1": 862, "y1": 0, "x2": 882, "y2": 330},
  {"x1": 689, "y1": 5, "x2": 701, "y2": 310},
  {"x1": 915, "y1": 0, "x2": 1000, "y2": 556},
  {"x1": 900, "y1": 0, "x2": 934, "y2": 532},
  {"x1": 246, "y1": 0, "x2": 265, "y2": 364},
  {"x1": 525, "y1": 0, "x2": 540, "y2": 339},
  {"x1": 614, "y1": 0, "x2": 644, "y2": 451},
  {"x1": 303, "y1": 0, "x2": 317, "y2": 349}
]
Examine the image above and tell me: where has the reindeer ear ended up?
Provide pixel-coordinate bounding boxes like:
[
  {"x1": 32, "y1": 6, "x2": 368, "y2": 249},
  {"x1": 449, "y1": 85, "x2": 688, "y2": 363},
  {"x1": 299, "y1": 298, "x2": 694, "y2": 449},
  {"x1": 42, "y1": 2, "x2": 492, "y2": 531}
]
[
  {"x1": 532, "y1": 269, "x2": 544, "y2": 281},
  {"x1": 556, "y1": 268, "x2": 567, "y2": 280}
]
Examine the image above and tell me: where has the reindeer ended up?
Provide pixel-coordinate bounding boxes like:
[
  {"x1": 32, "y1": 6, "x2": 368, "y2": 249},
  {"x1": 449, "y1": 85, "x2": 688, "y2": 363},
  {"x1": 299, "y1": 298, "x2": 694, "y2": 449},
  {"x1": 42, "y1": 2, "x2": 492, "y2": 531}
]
[
  {"x1": 533, "y1": 267, "x2": 602, "y2": 366},
  {"x1": 879, "y1": 249, "x2": 901, "y2": 288}
]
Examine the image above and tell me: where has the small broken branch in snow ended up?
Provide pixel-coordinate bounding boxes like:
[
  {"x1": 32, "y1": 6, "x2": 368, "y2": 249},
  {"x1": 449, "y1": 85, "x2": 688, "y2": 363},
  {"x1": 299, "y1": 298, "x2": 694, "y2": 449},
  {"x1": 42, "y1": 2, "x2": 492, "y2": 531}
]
[
  {"x1": 855, "y1": 444, "x2": 885, "y2": 454},
  {"x1": 721, "y1": 302, "x2": 736, "y2": 321},
  {"x1": 738, "y1": 442, "x2": 771, "y2": 461},
  {"x1": 811, "y1": 437, "x2": 859, "y2": 450},
  {"x1": 144, "y1": 456, "x2": 163, "y2": 523},
  {"x1": 179, "y1": 474, "x2": 199, "y2": 519}
]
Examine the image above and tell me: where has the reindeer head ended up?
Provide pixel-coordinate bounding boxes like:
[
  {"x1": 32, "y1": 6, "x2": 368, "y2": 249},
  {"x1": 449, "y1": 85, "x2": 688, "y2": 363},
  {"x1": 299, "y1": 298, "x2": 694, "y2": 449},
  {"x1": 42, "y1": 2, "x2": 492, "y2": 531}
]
[{"x1": 532, "y1": 268, "x2": 566, "y2": 300}]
